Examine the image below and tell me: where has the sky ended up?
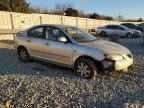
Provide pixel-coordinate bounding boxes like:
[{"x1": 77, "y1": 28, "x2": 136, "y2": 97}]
[{"x1": 27, "y1": 0, "x2": 144, "y2": 19}]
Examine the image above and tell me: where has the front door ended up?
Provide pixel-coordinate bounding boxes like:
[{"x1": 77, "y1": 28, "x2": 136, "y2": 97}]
[{"x1": 43, "y1": 26, "x2": 74, "y2": 65}]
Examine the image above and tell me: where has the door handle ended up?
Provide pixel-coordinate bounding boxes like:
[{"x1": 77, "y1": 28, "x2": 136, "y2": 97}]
[{"x1": 44, "y1": 42, "x2": 50, "y2": 46}]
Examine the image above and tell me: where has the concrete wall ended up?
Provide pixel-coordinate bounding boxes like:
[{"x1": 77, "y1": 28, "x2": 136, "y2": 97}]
[
  {"x1": 0, "y1": 34, "x2": 14, "y2": 40},
  {"x1": 0, "y1": 11, "x2": 142, "y2": 40},
  {"x1": 1, "y1": 11, "x2": 140, "y2": 30},
  {"x1": 0, "y1": 12, "x2": 12, "y2": 29}
]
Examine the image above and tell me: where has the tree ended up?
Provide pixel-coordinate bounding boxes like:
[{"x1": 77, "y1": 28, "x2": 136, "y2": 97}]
[
  {"x1": 0, "y1": 0, "x2": 30, "y2": 13},
  {"x1": 89, "y1": 13, "x2": 114, "y2": 20},
  {"x1": 0, "y1": 2, "x2": 8, "y2": 10},
  {"x1": 51, "y1": 3, "x2": 74, "y2": 15},
  {"x1": 104, "y1": 16, "x2": 114, "y2": 20},
  {"x1": 116, "y1": 14, "x2": 124, "y2": 21},
  {"x1": 53, "y1": 4, "x2": 67, "y2": 15},
  {"x1": 137, "y1": 18, "x2": 143, "y2": 22},
  {"x1": 89, "y1": 13, "x2": 101, "y2": 19},
  {"x1": 78, "y1": 10, "x2": 88, "y2": 18},
  {"x1": 65, "y1": 8, "x2": 78, "y2": 17},
  {"x1": 30, "y1": 6, "x2": 49, "y2": 14}
]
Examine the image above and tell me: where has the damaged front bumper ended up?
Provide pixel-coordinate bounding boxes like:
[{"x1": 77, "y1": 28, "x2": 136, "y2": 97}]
[{"x1": 102, "y1": 54, "x2": 134, "y2": 72}]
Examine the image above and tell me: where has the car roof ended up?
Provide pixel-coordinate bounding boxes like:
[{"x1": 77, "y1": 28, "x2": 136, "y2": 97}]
[
  {"x1": 34, "y1": 24, "x2": 75, "y2": 28},
  {"x1": 105, "y1": 24, "x2": 122, "y2": 27},
  {"x1": 121, "y1": 23, "x2": 135, "y2": 25},
  {"x1": 102, "y1": 24, "x2": 129, "y2": 30},
  {"x1": 26, "y1": 24, "x2": 77, "y2": 32}
]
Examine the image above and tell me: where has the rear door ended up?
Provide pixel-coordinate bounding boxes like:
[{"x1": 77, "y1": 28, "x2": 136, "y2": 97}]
[
  {"x1": 106, "y1": 25, "x2": 116, "y2": 35},
  {"x1": 26, "y1": 26, "x2": 49, "y2": 58}
]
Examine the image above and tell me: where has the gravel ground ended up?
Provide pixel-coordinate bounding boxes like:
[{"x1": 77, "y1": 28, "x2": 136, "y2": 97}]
[{"x1": 0, "y1": 38, "x2": 144, "y2": 108}]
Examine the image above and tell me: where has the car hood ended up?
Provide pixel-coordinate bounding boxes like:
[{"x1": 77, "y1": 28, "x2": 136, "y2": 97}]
[{"x1": 80, "y1": 39, "x2": 131, "y2": 55}]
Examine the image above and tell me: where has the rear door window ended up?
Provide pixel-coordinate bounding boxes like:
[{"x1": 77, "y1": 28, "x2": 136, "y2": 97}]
[
  {"x1": 106, "y1": 25, "x2": 115, "y2": 29},
  {"x1": 115, "y1": 26, "x2": 125, "y2": 30},
  {"x1": 28, "y1": 27, "x2": 45, "y2": 39},
  {"x1": 106, "y1": 26, "x2": 113, "y2": 29}
]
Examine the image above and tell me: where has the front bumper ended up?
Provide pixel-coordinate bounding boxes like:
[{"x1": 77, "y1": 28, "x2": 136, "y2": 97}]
[
  {"x1": 102, "y1": 54, "x2": 133, "y2": 72},
  {"x1": 132, "y1": 31, "x2": 143, "y2": 37}
]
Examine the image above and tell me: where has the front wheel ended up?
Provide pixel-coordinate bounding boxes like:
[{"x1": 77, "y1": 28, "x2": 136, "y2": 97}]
[
  {"x1": 100, "y1": 31, "x2": 107, "y2": 37},
  {"x1": 74, "y1": 58, "x2": 97, "y2": 79},
  {"x1": 126, "y1": 33, "x2": 132, "y2": 38}
]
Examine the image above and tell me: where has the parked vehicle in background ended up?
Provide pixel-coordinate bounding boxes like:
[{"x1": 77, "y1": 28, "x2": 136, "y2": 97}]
[
  {"x1": 96, "y1": 25, "x2": 142, "y2": 38},
  {"x1": 137, "y1": 23, "x2": 144, "y2": 29},
  {"x1": 140, "y1": 23, "x2": 144, "y2": 26},
  {"x1": 121, "y1": 23, "x2": 144, "y2": 32},
  {"x1": 15, "y1": 24, "x2": 133, "y2": 79}
]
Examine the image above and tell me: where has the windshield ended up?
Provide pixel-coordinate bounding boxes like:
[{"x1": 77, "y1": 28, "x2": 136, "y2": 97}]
[
  {"x1": 126, "y1": 24, "x2": 138, "y2": 28},
  {"x1": 63, "y1": 27, "x2": 96, "y2": 42},
  {"x1": 120, "y1": 25, "x2": 129, "y2": 30}
]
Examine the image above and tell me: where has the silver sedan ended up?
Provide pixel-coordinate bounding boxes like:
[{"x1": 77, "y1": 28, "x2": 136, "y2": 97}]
[
  {"x1": 96, "y1": 25, "x2": 142, "y2": 38},
  {"x1": 15, "y1": 24, "x2": 133, "y2": 79}
]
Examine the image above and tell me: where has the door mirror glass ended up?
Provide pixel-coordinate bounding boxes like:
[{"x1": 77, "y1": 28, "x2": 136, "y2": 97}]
[{"x1": 58, "y1": 37, "x2": 67, "y2": 43}]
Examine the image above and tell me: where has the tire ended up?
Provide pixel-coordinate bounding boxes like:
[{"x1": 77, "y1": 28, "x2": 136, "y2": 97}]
[
  {"x1": 126, "y1": 33, "x2": 132, "y2": 38},
  {"x1": 74, "y1": 58, "x2": 97, "y2": 79},
  {"x1": 18, "y1": 47, "x2": 30, "y2": 62},
  {"x1": 138, "y1": 34, "x2": 142, "y2": 38},
  {"x1": 100, "y1": 31, "x2": 107, "y2": 37}
]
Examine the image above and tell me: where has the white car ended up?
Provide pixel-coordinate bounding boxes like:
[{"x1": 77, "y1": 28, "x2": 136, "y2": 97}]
[{"x1": 96, "y1": 25, "x2": 142, "y2": 38}]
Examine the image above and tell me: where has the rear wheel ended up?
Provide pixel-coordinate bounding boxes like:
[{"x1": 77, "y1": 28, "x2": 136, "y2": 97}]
[
  {"x1": 74, "y1": 58, "x2": 97, "y2": 79},
  {"x1": 18, "y1": 47, "x2": 30, "y2": 62},
  {"x1": 100, "y1": 31, "x2": 107, "y2": 37}
]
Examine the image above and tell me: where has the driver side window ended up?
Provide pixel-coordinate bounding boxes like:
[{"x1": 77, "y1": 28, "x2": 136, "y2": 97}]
[{"x1": 45, "y1": 27, "x2": 66, "y2": 42}]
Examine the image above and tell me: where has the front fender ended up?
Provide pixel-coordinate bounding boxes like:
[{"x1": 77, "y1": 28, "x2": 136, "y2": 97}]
[{"x1": 72, "y1": 45, "x2": 106, "y2": 64}]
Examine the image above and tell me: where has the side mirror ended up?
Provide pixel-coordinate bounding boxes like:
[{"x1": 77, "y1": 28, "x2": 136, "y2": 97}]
[{"x1": 58, "y1": 37, "x2": 67, "y2": 43}]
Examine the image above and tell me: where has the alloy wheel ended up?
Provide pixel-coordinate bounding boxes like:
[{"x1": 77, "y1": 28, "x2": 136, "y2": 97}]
[
  {"x1": 18, "y1": 47, "x2": 30, "y2": 62},
  {"x1": 76, "y1": 61, "x2": 91, "y2": 78}
]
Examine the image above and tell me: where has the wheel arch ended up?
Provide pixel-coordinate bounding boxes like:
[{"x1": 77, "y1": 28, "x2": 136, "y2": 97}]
[
  {"x1": 74, "y1": 55, "x2": 101, "y2": 66},
  {"x1": 17, "y1": 45, "x2": 31, "y2": 62},
  {"x1": 74, "y1": 55, "x2": 103, "y2": 73},
  {"x1": 100, "y1": 31, "x2": 107, "y2": 36},
  {"x1": 17, "y1": 45, "x2": 29, "y2": 54}
]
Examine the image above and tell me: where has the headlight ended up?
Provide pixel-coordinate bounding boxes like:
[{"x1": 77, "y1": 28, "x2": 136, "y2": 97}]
[
  {"x1": 139, "y1": 31, "x2": 142, "y2": 35},
  {"x1": 106, "y1": 53, "x2": 124, "y2": 61},
  {"x1": 130, "y1": 31, "x2": 135, "y2": 35},
  {"x1": 129, "y1": 30, "x2": 135, "y2": 34}
]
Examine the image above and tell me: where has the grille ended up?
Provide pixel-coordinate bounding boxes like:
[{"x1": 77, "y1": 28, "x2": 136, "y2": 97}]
[{"x1": 133, "y1": 31, "x2": 139, "y2": 35}]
